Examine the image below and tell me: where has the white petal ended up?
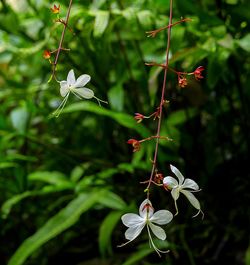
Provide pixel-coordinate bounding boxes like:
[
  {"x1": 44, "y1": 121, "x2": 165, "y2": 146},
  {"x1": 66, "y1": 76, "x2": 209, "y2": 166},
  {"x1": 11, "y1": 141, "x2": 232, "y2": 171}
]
[
  {"x1": 170, "y1": 164, "x2": 185, "y2": 184},
  {"x1": 121, "y1": 213, "x2": 144, "y2": 227},
  {"x1": 73, "y1": 87, "x2": 94, "y2": 99},
  {"x1": 124, "y1": 223, "x2": 145, "y2": 240},
  {"x1": 182, "y1": 178, "x2": 199, "y2": 190},
  {"x1": 181, "y1": 190, "x2": 200, "y2": 210},
  {"x1": 148, "y1": 223, "x2": 166, "y2": 240},
  {"x1": 150, "y1": 210, "x2": 173, "y2": 225},
  {"x1": 67, "y1": 69, "x2": 76, "y2": 86},
  {"x1": 139, "y1": 199, "x2": 154, "y2": 219},
  {"x1": 60, "y1": 81, "x2": 69, "y2": 97},
  {"x1": 74, "y1": 74, "x2": 91, "y2": 88},
  {"x1": 163, "y1": 176, "x2": 178, "y2": 189},
  {"x1": 171, "y1": 188, "x2": 180, "y2": 200}
]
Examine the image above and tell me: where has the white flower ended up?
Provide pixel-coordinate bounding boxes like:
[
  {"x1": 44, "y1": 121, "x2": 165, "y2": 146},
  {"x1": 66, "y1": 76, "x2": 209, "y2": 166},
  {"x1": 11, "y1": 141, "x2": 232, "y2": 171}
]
[
  {"x1": 163, "y1": 164, "x2": 203, "y2": 217},
  {"x1": 120, "y1": 199, "x2": 173, "y2": 256},
  {"x1": 53, "y1": 69, "x2": 107, "y2": 117}
]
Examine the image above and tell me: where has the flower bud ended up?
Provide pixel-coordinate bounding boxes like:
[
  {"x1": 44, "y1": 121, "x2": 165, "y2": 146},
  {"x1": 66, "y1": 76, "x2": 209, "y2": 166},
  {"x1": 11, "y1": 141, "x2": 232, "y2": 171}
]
[
  {"x1": 127, "y1": 139, "x2": 141, "y2": 152},
  {"x1": 50, "y1": 4, "x2": 60, "y2": 14},
  {"x1": 43, "y1": 50, "x2": 51, "y2": 59}
]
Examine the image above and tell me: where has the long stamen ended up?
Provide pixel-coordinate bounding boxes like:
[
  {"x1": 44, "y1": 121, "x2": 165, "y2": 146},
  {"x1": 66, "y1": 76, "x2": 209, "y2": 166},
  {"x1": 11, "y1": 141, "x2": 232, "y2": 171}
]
[
  {"x1": 53, "y1": 92, "x2": 70, "y2": 117},
  {"x1": 174, "y1": 199, "x2": 179, "y2": 216},
  {"x1": 146, "y1": 224, "x2": 169, "y2": 257},
  {"x1": 117, "y1": 238, "x2": 135, "y2": 248},
  {"x1": 71, "y1": 90, "x2": 82, "y2": 100},
  {"x1": 192, "y1": 208, "x2": 204, "y2": 219},
  {"x1": 94, "y1": 96, "x2": 108, "y2": 106}
]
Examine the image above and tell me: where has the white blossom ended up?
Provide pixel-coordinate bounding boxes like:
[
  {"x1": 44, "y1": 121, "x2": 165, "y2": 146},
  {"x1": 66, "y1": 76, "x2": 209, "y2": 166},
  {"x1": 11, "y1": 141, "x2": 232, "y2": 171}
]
[
  {"x1": 120, "y1": 199, "x2": 173, "y2": 256},
  {"x1": 53, "y1": 69, "x2": 107, "y2": 117},
  {"x1": 163, "y1": 165, "x2": 203, "y2": 217}
]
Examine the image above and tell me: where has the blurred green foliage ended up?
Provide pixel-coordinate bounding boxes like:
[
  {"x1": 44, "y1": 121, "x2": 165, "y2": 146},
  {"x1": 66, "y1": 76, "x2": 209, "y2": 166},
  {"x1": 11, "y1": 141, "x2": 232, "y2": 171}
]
[{"x1": 0, "y1": 0, "x2": 250, "y2": 264}]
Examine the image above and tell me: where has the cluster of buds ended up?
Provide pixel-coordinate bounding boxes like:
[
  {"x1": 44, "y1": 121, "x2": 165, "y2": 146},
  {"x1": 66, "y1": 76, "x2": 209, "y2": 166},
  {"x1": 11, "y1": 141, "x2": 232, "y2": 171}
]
[
  {"x1": 177, "y1": 66, "x2": 205, "y2": 88},
  {"x1": 146, "y1": 62, "x2": 205, "y2": 88}
]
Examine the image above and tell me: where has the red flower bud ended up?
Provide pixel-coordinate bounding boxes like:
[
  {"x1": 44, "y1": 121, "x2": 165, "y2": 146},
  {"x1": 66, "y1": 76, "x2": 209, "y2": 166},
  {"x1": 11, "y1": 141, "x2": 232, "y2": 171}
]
[
  {"x1": 134, "y1": 113, "x2": 144, "y2": 123},
  {"x1": 43, "y1": 50, "x2": 51, "y2": 59},
  {"x1": 127, "y1": 139, "x2": 141, "y2": 152},
  {"x1": 178, "y1": 75, "x2": 188, "y2": 88},
  {"x1": 50, "y1": 4, "x2": 60, "y2": 14},
  {"x1": 193, "y1": 66, "x2": 205, "y2": 80},
  {"x1": 154, "y1": 173, "x2": 163, "y2": 184}
]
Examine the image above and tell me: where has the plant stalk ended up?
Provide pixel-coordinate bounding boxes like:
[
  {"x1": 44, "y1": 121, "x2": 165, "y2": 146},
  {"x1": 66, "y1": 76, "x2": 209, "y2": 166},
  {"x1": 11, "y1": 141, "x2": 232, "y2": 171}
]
[
  {"x1": 146, "y1": 0, "x2": 173, "y2": 194},
  {"x1": 52, "y1": 0, "x2": 73, "y2": 79}
]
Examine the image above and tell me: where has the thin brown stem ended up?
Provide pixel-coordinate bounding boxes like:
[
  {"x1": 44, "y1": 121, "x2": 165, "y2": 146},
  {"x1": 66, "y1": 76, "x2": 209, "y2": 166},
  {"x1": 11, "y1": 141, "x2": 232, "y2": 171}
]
[
  {"x1": 145, "y1": 62, "x2": 190, "y2": 76},
  {"x1": 146, "y1": 0, "x2": 173, "y2": 196},
  {"x1": 139, "y1": 135, "x2": 172, "y2": 143},
  {"x1": 55, "y1": 18, "x2": 75, "y2": 34},
  {"x1": 52, "y1": 0, "x2": 73, "y2": 80},
  {"x1": 146, "y1": 18, "x2": 191, "y2": 37}
]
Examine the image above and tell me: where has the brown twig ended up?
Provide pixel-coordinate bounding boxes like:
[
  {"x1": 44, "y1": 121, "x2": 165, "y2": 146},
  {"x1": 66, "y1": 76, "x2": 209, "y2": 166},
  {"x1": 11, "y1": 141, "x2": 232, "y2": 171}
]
[
  {"x1": 52, "y1": 0, "x2": 73, "y2": 80},
  {"x1": 146, "y1": 18, "x2": 192, "y2": 37},
  {"x1": 146, "y1": 0, "x2": 174, "y2": 195}
]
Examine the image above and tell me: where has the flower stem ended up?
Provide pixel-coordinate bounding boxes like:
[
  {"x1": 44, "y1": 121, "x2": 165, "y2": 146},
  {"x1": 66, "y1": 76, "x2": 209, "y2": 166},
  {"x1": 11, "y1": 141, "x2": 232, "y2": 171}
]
[
  {"x1": 139, "y1": 135, "x2": 172, "y2": 143},
  {"x1": 146, "y1": 0, "x2": 173, "y2": 195},
  {"x1": 146, "y1": 17, "x2": 191, "y2": 37},
  {"x1": 52, "y1": 0, "x2": 73, "y2": 79},
  {"x1": 145, "y1": 62, "x2": 189, "y2": 76}
]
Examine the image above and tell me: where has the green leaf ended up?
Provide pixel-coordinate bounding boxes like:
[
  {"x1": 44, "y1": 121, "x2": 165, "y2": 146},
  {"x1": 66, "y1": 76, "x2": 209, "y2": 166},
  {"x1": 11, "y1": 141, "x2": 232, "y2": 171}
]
[
  {"x1": 64, "y1": 101, "x2": 150, "y2": 137},
  {"x1": 202, "y1": 37, "x2": 217, "y2": 53},
  {"x1": 1, "y1": 191, "x2": 34, "y2": 218},
  {"x1": 122, "y1": 7, "x2": 136, "y2": 21},
  {"x1": 122, "y1": 247, "x2": 154, "y2": 265},
  {"x1": 246, "y1": 245, "x2": 250, "y2": 265},
  {"x1": 207, "y1": 48, "x2": 230, "y2": 88},
  {"x1": 148, "y1": 67, "x2": 162, "y2": 107},
  {"x1": 93, "y1": 10, "x2": 110, "y2": 37},
  {"x1": 167, "y1": 109, "x2": 197, "y2": 126},
  {"x1": 98, "y1": 190, "x2": 127, "y2": 210},
  {"x1": 108, "y1": 84, "x2": 124, "y2": 111},
  {"x1": 0, "y1": 51, "x2": 12, "y2": 64},
  {"x1": 1, "y1": 188, "x2": 68, "y2": 219},
  {"x1": 99, "y1": 211, "x2": 122, "y2": 257},
  {"x1": 10, "y1": 107, "x2": 29, "y2": 134},
  {"x1": 137, "y1": 10, "x2": 153, "y2": 28},
  {"x1": 225, "y1": 0, "x2": 238, "y2": 4},
  {"x1": 28, "y1": 171, "x2": 74, "y2": 188},
  {"x1": 21, "y1": 18, "x2": 43, "y2": 39},
  {"x1": 70, "y1": 166, "x2": 84, "y2": 183},
  {"x1": 237, "y1": 34, "x2": 250, "y2": 52},
  {"x1": 7, "y1": 192, "x2": 101, "y2": 265},
  {"x1": 0, "y1": 162, "x2": 18, "y2": 169}
]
